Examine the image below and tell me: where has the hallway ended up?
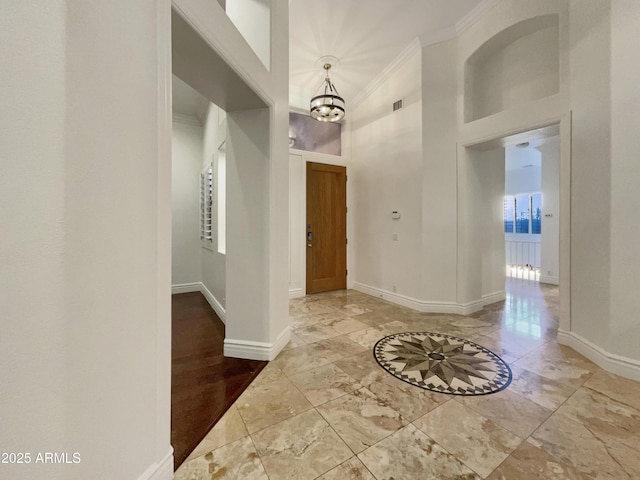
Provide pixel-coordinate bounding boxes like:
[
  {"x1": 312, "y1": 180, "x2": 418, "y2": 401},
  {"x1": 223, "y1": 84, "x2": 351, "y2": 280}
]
[{"x1": 175, "y1": 280, "x2": 639, "y2": 479}]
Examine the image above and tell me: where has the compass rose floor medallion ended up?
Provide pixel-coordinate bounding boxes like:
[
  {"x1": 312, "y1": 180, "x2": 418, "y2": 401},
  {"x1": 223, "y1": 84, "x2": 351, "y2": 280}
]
[{"x1": 374, "y1": 332, "x2": 512, "y2": 395}]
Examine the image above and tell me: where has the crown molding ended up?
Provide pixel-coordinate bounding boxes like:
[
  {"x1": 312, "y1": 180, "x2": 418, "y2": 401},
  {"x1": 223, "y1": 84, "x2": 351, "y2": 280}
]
[
  {"x1": 351, "y1": 38, "x2": 421, "y2": 109},
  {"x1": 455, "y1": 0, "x2": 501, "y2": 35},
  {"x1": 352, "y1": 1, "x2": 501, "y2": 108},
  {"x1": 172, "y1": 112, "x2": 202, "y2": 127},
  {"x1": 419, "y1": 26, "x2": 457, "y2": 48}
]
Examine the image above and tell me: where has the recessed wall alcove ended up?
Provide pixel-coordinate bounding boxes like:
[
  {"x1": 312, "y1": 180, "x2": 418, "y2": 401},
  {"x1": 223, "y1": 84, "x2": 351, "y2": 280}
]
[{"x1": 464, "y1": 14, "x2": 560, "y2": 123}]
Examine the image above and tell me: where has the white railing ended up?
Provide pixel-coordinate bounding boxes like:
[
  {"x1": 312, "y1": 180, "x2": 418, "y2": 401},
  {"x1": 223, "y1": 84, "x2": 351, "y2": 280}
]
[{"x1": 505, "y1": 240, "x2": 540, "y2": 281}]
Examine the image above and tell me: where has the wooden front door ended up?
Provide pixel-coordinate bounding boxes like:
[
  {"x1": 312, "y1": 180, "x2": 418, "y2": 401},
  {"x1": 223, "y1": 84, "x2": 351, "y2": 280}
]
[{"x1": 306, "y1": 162, "x2": 347, "y2": 294}]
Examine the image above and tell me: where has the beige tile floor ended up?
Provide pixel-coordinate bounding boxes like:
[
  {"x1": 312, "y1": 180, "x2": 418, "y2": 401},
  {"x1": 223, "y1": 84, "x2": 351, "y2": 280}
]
[{"x1": 174, "y1": 279, "x2": 640, "y2": 479}]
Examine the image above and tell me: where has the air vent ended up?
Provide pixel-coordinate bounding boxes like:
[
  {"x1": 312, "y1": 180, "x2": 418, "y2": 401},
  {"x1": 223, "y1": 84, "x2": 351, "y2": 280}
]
[{"x1": 392, "y1": 98, "x2": 404, "y2": 112}]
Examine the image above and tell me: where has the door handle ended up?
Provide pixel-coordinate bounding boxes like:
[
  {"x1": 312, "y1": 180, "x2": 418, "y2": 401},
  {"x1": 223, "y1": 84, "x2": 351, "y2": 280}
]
[{"x1": 307, "y1": 231, "x2": 312, "y2": 247}]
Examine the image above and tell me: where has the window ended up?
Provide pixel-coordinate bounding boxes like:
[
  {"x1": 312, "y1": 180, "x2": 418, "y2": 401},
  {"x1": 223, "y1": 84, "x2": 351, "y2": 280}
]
[
  {"x1": 504, "y1": 193, "x2": 542, "y2": 235},
  {"x1": 515, "y1": 194, "x2": 530, "y2": 234},
  {"x1": 531, "y1": 193, "x2": 542, "y2": 234},
  {"x1": 200, "y1": 166, "x2": 213, "y2": 241}
]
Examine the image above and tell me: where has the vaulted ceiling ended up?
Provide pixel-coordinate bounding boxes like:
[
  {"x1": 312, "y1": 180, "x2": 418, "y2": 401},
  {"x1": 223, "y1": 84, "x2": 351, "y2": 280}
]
[
  {"x1": 174, "y1": 1, "x2": 490, "y2": 116},
  {"x1": 289, "y1": 0, "x2": 483, "y2": 110}
]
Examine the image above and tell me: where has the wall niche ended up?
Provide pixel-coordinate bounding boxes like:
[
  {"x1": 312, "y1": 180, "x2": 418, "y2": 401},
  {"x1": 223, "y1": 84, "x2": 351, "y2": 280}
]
[{"x1": 464, "y1": 14, "x2": 560, "y2": 123}]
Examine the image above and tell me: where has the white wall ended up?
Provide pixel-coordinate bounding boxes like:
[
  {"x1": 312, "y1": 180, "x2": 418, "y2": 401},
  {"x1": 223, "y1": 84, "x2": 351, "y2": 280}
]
[
  {"x1": 225, "y1": 0, "x2": 271, "y2": 69},
  {"x1": 2, "y1": 1, "x2": 173, "y2": 478},
  {"x1": 567, "y1": 0, "x2": 611, "y2": 345},
  {"x1": 172, "y1": 119, "x2": 204, "y2": 286},
  {"x1": 504, "y1": 145, "x2": 541, "y2": 194},
  {"x1": 1, "y1": 2, "x2": 68, "y2": 478},
  {"x1": 201, "y1": 104, "x2": 227, "y2": 309},
  {"x1": 1, "y1": 0, "x2": 290, "y2": 478},
  {"x1": 538, "y1": 138, "x2": 560, "y2": 284},
  {"x1": 477, "y1": 149, "x2": 507, "y2": 298},
  {"x1": 609, "y1": 0, "x2": 640, "y2": 360},
  {"x1": 288, "y1": 153, "x2": 305, "y2": 297},
  {"x1": 421, "y1": 38, "x2": 459, "y2": 304},
  {"x1": 351, "y1": 48, "x2": 423, "y2": 300},
  {"x1": 466, "y1": 16, "x2": 560, "y2": 122}
]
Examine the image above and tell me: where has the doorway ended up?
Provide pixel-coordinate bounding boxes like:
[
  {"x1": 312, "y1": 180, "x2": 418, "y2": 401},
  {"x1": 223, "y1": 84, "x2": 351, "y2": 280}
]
[
  {"x1": 306, "y1": 162, "x2": 347, "y2": 294},
  {"x1": 460, "y1": 119, "x2": 570, "y2": 332}
]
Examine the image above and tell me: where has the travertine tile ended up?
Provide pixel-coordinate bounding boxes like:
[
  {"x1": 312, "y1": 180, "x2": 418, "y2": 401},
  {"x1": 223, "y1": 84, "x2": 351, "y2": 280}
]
[
  {"x1": 236, "y1": 376, "x2": 312, "y2": 433},
  {"x1": 556, "y1": 387, "x2": 640, "y2": 453},
  {"x1": 288, "y1": 363, "x2": 362, "y2": 406},
  {"x1": 584, "y1": 368, "x2": 640, "y2": 412},
  {"x1": 338, "y1": 304, "x2": 372, "y2": 316},
  {"x1": 273, "y1": 343, "x2": 334, "y2": 375},
  {"x1": 334, "y1": 351, "x2": 390, "y2": 388},
  {"x1": 319, "y1": 316, "x2": 369, "y2": 335},
  {"x1": 184, "y1": 405, "x2": 248, "y2": 462},
  {"x1": 174, "y1": 436, "x2": 268, "y2": 480},
  {"x1": 251, "y1": 409, "x2": 352, "y2": 480},
  {"x1": 508, "y1": 364, "x2": 578, "y2": 410},
  {"x1": 456, "y1": 389, "x2": 552, "y2": 438},
  {"x1": 282, "y1": 332, "x2": 306, "y2": 350},
  {"x1": 366, "y1": 375, "x2": 451, "y2": 421},
  {"x1": 470, "y1": 329, "x2": 547, "y2": 363},
  {"x1": 297, "y1": 301, "x2": 341, "y2": 315},
  {"x1": 183, "y1": 284, "x2": 640, "y2": 480},
  {"x1": 251, "y1": 361, "x2": 284, "y2": 386},
  {"x1": 346, "y1": 327, "x2": 386, "y2": 349},
  {"x1": 358, "y1": 424, "x2": 481, "y2": 480},
  {"x1": 515, "y1": 342, "x2": 597, "y2": 387},
  {"x1": 312, "y1": 335, "x2": 369, "y2": 362},
  {"x1": 316, "y1": 457, "x2": 374, "y2": 480},
  {"x1": 531, "y1": 411, "x2": 639, "y2": 479},
  {"x1": 413, "y1": 400, "x2": 522, "y2": 478},
  {"x1": 486, "y1": 440, "x2": 584, "y2": 480},
  {"x1": 292, "y1": 322, "x2": 343, "y2": 343},
  {"x1": 317, "y1": 387, "x2": 407, "y2": 453}
]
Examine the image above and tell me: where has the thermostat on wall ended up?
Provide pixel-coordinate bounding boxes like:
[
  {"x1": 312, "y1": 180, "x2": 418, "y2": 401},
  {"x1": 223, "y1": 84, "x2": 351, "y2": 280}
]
[{"x1": 392, "y1": 211, "x2": 401, "y2": 219}]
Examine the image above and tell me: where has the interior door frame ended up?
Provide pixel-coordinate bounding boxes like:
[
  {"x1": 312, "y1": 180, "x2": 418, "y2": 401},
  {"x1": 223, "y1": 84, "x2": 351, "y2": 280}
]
[{"x1": 288, "y1": 150, "x2": 349, "y2": 298}]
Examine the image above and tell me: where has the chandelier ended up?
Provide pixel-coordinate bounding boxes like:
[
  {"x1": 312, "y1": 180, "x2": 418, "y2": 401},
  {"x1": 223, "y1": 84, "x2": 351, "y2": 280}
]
[{"x1": 310, "y1": 63, "x2": 345, "y2": 122}]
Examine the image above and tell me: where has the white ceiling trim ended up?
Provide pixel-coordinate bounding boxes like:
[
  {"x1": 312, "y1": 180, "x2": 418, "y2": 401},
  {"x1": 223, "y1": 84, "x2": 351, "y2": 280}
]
[
  {"x1": 455, "y1": 0, "x2": 501, "y2": 35},
  {"x1": 351, "y1": 38, "x2": 421, "y2": 109},
  {"x1": 351, "y1": 0, "x2": 501, "y2": 110},
  {"x1": 419, "y1": 26, "x2": 457, "y2": 48}
]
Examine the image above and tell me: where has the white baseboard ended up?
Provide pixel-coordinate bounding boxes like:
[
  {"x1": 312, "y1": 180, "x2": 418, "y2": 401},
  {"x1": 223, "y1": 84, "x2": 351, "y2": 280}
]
[
  {"x1": 540, "y1": 275, "x2": 559, "y2": 285},
  {"x1": 557, "y1": 329, "x2": 640, "y2": 382},
  {"x1": 224, "y1": 326, "x2": 291, "y2": 361},
  {"x1": 171, "y1": 282, "x2": 226, "y2": 323},
  {"x1": 351, "y1": 281, "x2": 485, "y2": 315},
  {"x1": 289, "y1": 287, "x2": 304, "y2": 299},
  {"x1": 482, "y1": 290, "x2": 506, "y2": 306},
  {"x1": 137, "y1": 448, "x2": 174, "y2": 480},
  {"x1": 171, "y1": 282, "x2": 201, "y2": 294},
  {"x1": 200, "y1": 282, "x2": 226, "y2": 324},
  {"x1": 458, "y1": 299, "x2": 484, "y2": 315}
]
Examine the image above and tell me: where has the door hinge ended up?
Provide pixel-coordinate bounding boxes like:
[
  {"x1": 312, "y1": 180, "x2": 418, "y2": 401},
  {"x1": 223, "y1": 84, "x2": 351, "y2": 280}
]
[
  {"x1": 346, "y1": 269, "x2": 348, "y2": 276},
  {"x1": 346, "y1": 238, "x2": 348, "y2": 244}
]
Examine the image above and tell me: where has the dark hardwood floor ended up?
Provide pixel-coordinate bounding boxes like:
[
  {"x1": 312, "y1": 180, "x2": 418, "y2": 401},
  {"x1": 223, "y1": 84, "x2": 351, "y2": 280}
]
[{"x1": 171, "y1": 292, "x2": 267, "y2": 468}]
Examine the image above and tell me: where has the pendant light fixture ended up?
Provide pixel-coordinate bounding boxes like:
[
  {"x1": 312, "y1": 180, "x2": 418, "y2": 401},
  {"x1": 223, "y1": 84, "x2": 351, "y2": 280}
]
[{"x1": 310, "y1": 63, "x2": 345, "y2": 122}]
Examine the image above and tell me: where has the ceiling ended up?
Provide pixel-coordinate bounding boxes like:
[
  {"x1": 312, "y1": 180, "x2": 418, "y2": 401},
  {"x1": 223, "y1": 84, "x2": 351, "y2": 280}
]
[
  {"x1": 172, "y1": 74, "x2": 208, "y2": 123},
  {"x1": 174, "y1": 1, "x2": 489, "y2": 116},
  {"x1": 289, "y1": 0, "x2": 483, "y2": 110}
]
